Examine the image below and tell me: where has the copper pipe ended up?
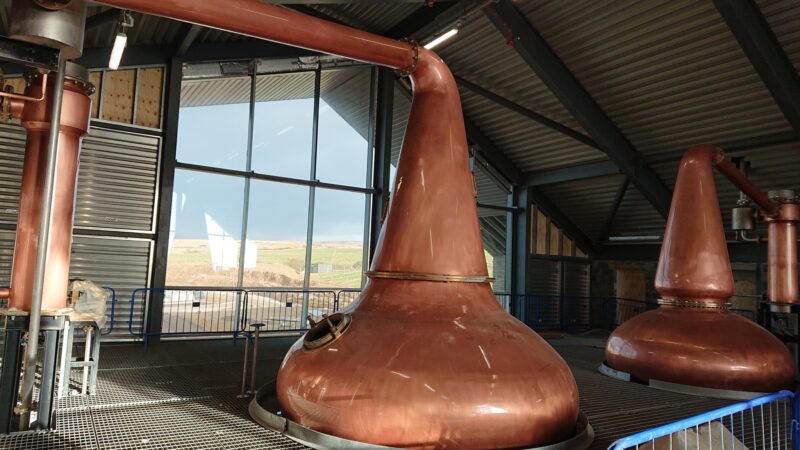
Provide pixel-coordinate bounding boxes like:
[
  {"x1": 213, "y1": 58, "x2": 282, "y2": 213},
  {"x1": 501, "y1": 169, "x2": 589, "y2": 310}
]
[
  {"x1": 0, "y1": 287, "x2": 9, "y2": 299},
  {"x1": 95, "y1": 0, "x2": 415, "y2": 71},
  {"x1": 8, "y1": 70, "x2": 92, "y2": 312},
  {"x1": 0, "y1": 73, "x2": 48, "y2": 103},
  {"x1": 714, "y1": 154, "x2": 779, "y2": 217},
  {"x1": 767, "y1": 202, "x2": 799, "y2": 303},
  {"x1": 606, "y1": 145, "x2": 795, "y2": 393}
]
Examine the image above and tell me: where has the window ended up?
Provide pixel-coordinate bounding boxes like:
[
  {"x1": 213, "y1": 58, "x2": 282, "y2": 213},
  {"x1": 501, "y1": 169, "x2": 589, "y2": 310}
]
[
  {"x1": 244, "y1": 181, "x2": 309, "y2": 287},
  {"x1": 178, "y1": 77, "x2": 251, "y2": 170},
  {"x1": 317, "y1": 67, "x2": 372, "y2": 187},
  {"x1": 166, "y1": 170, "x2": 244, "y2": 286},
  {"x1": 167, "y1": 62, "x2": 376, "y2": 290},
  {"x1": 310, "y1": 189, "x2": 367, "y2": 288},
  {"x1": 251, "y1": 72, "x2": 315, "y2": 179}
]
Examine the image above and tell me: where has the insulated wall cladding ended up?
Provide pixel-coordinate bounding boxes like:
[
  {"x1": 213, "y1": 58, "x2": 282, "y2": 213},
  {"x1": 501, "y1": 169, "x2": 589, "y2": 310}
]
[{"x1": 0, "y1": 123, "x2": 160, "y2": 338}]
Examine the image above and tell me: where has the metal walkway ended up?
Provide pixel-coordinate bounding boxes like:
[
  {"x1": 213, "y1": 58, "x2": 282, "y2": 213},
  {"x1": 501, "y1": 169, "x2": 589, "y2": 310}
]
[{"x1": 0, "y1": 336, "x2": 731, "y2": 449}]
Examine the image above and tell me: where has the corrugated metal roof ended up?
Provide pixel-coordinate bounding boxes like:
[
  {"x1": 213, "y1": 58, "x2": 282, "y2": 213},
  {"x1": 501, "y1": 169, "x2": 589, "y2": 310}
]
[
  {"x1": 539, "y1": 174, "x2": 626, "y2": 242},
  {"x1": 519, "y1": 0, "x2": 791, "y2": 158},
  {"x1": 311, "y1": 3, "x2": 419, "y2": 34}
]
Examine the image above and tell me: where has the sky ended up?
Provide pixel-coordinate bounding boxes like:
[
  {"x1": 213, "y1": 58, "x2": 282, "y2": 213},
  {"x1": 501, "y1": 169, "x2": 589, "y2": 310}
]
[{"x1": 172, "y1": 95, "x2": 370, "y2": 242}]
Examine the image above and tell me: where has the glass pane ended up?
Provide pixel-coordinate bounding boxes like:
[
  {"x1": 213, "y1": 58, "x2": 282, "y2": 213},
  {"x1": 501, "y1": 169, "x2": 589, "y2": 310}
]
[
  {"x1": 478, "y1": 211, "x2": 507, "y2": 292},
  {"x1": 178, "y1": 77, "x2": 251, "y2": 170},
  {"x1": 317, "y1": 67, "x2": 372, "y2": 187},
  {"x1": 166, "y1": 170, "x2": 244, "y2": 286},
  {"x1": 310, "y1": 189, "x2": 366, "y2": 289},
  {"x1": 244, "y1": 181, "x2": 309, "y2": 288},
  {"x1": 251, "y1": 72, "x2": 315, "y2": 179}
]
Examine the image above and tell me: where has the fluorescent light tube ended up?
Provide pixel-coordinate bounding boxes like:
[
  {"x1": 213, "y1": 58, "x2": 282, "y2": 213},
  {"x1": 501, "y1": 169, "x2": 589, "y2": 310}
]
[
  {"x1": 108, "y1": 32, "x2": 128, "y2": 70},
  {"x1": 424, "y1": 28, "x2": 459, "y2": 50}
]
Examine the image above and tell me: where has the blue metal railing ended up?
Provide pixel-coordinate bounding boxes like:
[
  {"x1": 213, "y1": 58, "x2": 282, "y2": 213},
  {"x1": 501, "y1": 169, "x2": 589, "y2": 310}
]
[{"x1": 609, "y1": 390, "x2": 796, "y2": 450}]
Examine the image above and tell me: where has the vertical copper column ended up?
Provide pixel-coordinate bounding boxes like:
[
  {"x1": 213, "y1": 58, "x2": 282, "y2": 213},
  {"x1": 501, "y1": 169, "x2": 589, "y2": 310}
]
[
  {"x1": 766, "y1": 196, "x2": 799, "y2": 304},
  {"x1": 8, "y1": 66, "x2": 92, "y2": 312}
]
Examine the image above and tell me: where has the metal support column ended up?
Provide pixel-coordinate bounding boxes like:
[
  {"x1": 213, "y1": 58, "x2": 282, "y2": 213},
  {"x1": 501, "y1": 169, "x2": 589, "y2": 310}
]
[
  {"x1": 18, "y1": 56, "x2": 67, "y2": 430},
  {"x1": 510, "y1": 186, "x2": 530, "y2": 320},
  {"x1": 369, "y1": 67, "x2": 394, "y2": 261},
  {"x1": 34, "y1": 329, "x2": 60, "y2": 429},
  {"x1": 0, "y1": 330, "x2": 23, "y2": 433},
  {"x1": 147, "y1": 56, "x2": 183, "y2": 344},
  {"x1": 301, "y1": 66, "x2": 322, "y2": 323}
]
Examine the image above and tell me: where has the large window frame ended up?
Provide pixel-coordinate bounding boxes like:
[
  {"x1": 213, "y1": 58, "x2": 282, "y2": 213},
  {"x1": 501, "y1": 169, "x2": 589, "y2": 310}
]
[{"x1": 168, "y1": 60, "x2": 378, "y2": 290}]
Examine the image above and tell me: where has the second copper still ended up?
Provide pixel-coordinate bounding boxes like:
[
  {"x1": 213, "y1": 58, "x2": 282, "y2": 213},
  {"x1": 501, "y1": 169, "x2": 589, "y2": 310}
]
[{"x1": 605, "y1": 145, "x2": 795, "y2": 395}]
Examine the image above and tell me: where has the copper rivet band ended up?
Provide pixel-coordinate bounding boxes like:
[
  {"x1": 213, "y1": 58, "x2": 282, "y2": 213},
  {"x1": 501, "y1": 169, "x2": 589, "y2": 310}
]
[
  {"x1": 396, "y1": 39, "x2": 420, "y2": 77},
  {"x1": 657, "y1": 299, "x2": 730, "y2": 309},
  {"x1": 366, "y1": 271, "x2": 494, "y2": 283}
]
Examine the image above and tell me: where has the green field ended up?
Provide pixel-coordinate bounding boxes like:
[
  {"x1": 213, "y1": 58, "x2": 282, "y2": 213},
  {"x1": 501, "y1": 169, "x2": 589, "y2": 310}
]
[{"x1": 166, "y1": 239, "x2": 494, "y2": 289}]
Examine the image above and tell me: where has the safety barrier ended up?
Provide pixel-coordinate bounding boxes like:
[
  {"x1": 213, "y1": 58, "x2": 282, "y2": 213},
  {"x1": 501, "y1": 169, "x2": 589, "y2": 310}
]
[{"x1": 609, "y1": 390, "x2": 796, "y2": 450}]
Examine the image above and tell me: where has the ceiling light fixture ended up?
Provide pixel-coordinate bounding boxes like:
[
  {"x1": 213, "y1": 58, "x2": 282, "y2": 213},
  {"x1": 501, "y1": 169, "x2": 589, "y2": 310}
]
[
  {"x1": 109, "y1": 10, "x2": 134, "y2": 70},
  {"x1": 423, "y1": 27, "x2": 459, "y2": 50}
]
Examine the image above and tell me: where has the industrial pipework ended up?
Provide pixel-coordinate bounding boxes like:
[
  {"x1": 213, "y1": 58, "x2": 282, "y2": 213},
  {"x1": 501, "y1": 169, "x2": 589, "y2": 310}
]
[{"x1": 604, "y1": 145, "x2": 796, "y2": 397}]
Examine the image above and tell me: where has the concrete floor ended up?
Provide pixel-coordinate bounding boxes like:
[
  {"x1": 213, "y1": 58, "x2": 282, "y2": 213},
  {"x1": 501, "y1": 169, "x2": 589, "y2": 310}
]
[{"x1": 0, "y1": 334, "x2": 733, "y2": 449}]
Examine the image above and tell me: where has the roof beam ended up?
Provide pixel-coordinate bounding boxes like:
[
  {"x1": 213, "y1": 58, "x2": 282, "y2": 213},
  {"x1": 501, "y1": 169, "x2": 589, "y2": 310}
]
[
  {"x1": 455, "y1": 75, "x2": 597, "y2": 149},
  {"x1": 597, "y1": 177, "x2": 630, "y2": 244},
  {"x1": 714, "y1": 0, "x2": 800, "y2": 138},
  {"x1": 386, "y1": 2, "x2": 459, "y2": 39},
  {"x1": 485, "y1": 0, "x2": 673, "y2": 218},
  {"x1": 523, "y1": 160, "x2": 619, "y2": 186},
  {"x1": 175, "y1": 24, "x2": 203, "y2": 57}
]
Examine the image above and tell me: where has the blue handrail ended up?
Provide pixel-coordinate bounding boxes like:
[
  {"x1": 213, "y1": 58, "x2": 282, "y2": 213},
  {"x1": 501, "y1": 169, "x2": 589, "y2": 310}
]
[{"x1": 608, "y1": 390, "x2": 795, "y2": 450}]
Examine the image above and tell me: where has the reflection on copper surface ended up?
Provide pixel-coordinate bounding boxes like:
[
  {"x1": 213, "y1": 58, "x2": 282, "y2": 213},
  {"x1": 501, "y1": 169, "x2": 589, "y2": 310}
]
[
  {"x1": 94, "y1": 1, "x2": 584, "y2": 447},
  {"x1": 8, "y1": 71, "x2": 91, "y2": 312},
  {"x1": 606, "y1": 145, "x2": 795, "y2": 393}
]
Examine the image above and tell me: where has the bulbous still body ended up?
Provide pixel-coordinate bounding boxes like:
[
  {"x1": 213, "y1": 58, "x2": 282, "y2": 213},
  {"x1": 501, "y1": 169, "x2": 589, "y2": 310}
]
[
  {"x1": 277, "y1": 279, "x2": 580, "y2": 449},
  {"x1": 606, "y1": 307, "x2": 794, "y2": 393}
]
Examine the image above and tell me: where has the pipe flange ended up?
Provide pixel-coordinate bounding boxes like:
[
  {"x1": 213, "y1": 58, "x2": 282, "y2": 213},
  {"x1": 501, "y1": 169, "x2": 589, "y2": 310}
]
[
  {"x1": 396, "y1": 39, "x2": 420, "y2": 77},
  {"x1": 657, "y1": 299, "x2": 730, "y2": 309},
  {"x1": 768, "y1": 189, "x2": 798, "y2": 203}
]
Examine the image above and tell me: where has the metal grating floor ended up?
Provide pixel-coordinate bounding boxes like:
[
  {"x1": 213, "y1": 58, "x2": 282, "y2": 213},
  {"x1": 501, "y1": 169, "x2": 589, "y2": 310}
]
[{"x1": 0, "y1": 335, "x2": 733, "y2": 449}]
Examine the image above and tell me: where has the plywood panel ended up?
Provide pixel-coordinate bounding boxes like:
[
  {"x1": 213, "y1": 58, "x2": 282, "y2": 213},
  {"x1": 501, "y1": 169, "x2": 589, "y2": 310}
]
[
  {"x1": 89, "y1": 71, "x2": 102, "y2": 119},
  {"x1": 562, "y1": 236, "x2": 574, "y2": 257},
  {"x1": 616, "y1": 269, "x2": 646, "y2": 300},
  {"x1": 134, "y1": 67, "x2": 163, "y2": 128},
  {"x1": 100, "y1": 69, "x2": 135, "y2": 124},
  {"x1": 4, "y1": 77, "x2": 26, "y2": 95},
  {"x1": 535, "y1": 210, "x2": 547, "y2": 255},
  {"x1": 549, "y1": 222, "x2": 560, "y2": 256}
]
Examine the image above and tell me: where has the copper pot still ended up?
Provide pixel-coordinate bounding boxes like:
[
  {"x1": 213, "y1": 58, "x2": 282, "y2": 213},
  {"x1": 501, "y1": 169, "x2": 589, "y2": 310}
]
[
  {"x1": 605, "y1": 145, "x2": 795, "y2": 394},
  {"x1": 93, "y1": 0, "x2": 582, "y2": 448},
  {"x1": 2, "y1": 63, "x2": 93, "y2": 312}
]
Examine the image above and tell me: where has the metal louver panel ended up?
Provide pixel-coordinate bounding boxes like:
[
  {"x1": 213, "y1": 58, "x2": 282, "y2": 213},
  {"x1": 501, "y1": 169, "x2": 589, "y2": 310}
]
[
  {"x1": 0, "y1": 229, "x2": 14, "y2": 285},
  {"x1": 75, "y1": 127, "x2": 160, "y2": 232},
  {"x1": 526, "y1": 257, "x2": 561, "y2": 328},
  {"x1": 0, "y1": 124, "x2": 26, "y2": 225},
  {"x1": 563, "y1": 261, "x2": 590, "y2": 328},
  {"x1": 70, "y1": 235, "x2": 153, "y2": 339}
]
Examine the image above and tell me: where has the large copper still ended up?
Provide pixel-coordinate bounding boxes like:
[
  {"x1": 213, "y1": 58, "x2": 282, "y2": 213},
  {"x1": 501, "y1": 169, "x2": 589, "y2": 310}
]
[
  {"x1": 605, "y1": 145, "x2": 795, "y2": 394},
  {"x1": 0, "y1": 63, "x2": 93, "y2": 311},
  {"x1": 95, "y1": 1, "x2": 584, "y2": 448}
]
